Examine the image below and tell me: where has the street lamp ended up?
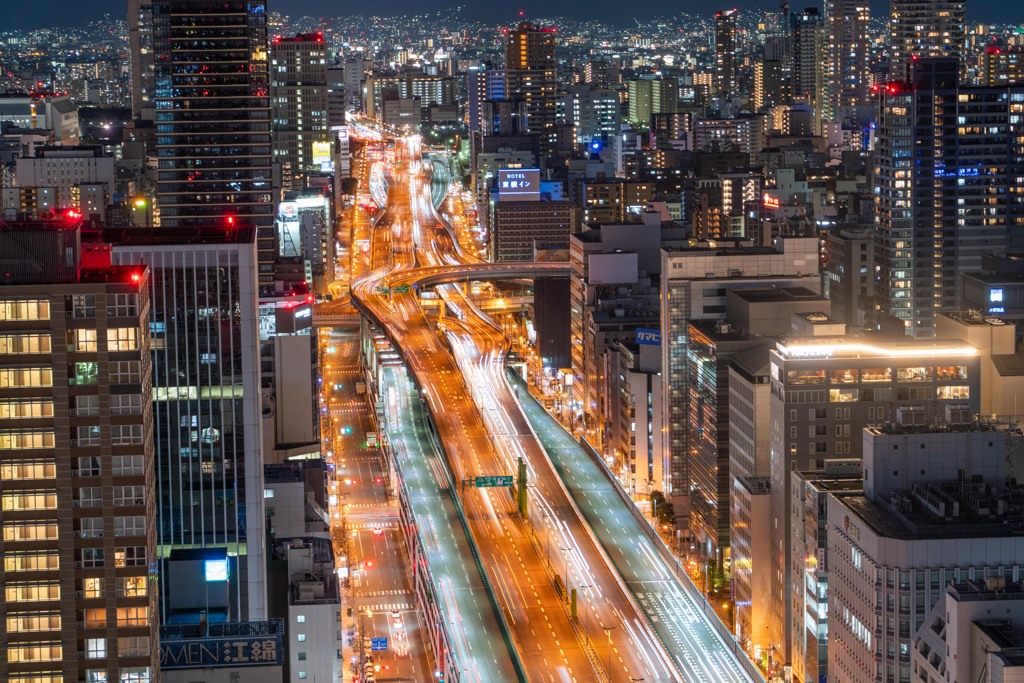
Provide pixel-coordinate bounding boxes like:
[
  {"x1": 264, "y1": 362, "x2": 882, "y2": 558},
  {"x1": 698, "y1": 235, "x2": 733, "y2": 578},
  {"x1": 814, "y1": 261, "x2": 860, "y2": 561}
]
[
  {"x1": 579, "y1": 583, "x2": 592, "y2": 639},
  {"x1": 603, "y1": 625, "x2": 616, "y2": 677},
  {"x1": 559, "y1": 546, "x2": 570, "y2": 597}
]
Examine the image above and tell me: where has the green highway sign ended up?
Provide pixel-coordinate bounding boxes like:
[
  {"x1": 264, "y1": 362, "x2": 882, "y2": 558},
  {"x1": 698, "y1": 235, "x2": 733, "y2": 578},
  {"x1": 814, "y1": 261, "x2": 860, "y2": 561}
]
[
  {"x1": 374, "y1": 286, "x2": 390, "y2": 295},
  {"x1": 394, "y1": 284, "x2": 410, "y2": 294},
  {"x1": 475, "y1": 475, "x2": 513, "y2": 488}
]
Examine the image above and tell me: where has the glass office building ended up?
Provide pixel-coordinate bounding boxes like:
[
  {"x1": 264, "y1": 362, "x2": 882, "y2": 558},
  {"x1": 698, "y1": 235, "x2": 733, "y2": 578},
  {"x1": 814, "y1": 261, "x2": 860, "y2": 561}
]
[
  {"x1": 151, "y1": 0, "x2": 275, "y2": 282},
  {"x1": 110, "y1": 227, "x2": 266, "y2": 622}
]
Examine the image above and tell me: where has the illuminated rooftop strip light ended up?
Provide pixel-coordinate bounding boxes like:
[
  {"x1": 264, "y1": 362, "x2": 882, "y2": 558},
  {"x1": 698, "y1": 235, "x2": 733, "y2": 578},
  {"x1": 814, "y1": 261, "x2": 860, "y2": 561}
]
[{"x1": 777, "y1": 341, "x2": 979, "y2": 358}]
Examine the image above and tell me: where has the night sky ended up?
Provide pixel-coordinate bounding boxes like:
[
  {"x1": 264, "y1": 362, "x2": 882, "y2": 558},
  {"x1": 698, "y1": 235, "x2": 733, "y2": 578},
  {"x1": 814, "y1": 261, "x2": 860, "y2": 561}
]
[{"x1": 2, "y1": 0, "x2": 1022, "y2": 32}]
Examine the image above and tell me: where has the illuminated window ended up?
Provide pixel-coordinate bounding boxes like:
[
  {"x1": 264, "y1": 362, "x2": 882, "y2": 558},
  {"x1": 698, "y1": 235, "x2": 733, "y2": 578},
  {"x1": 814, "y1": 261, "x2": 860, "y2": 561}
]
[
  {"x1": 860, "y1": 368, "x2": 893, "y2": 383},
  {"x1": 4, "y1": 551, "x2": 58, "y2": 572},
  {"x1": 73, "y1": 362, "x2": 99, "y2": 385},
  {"x1": 0, "y1": 430, "x2": 55, "y2": 450},
  {"x1": 0, "y1": 399, "x2": 54, "y2": 420},
  {"x1": 936, "y1": 385, "x2": 970, "y2": 399},
  {"x1": 108, "y1": 328, "x2": 139, "y2": 352},
  {"x1": 115, "y1": 546, "x2": 147, "y2": 567},
  {"x1": 117, "y1": 576, "x2": 147, "y2": 598},
  {"x1": 116, "y1": 606, "x2": 149, "y2": 627},
  {"x1": 118, "y1": 668, "x2": 150, "y2": 683},
  {"x1": 785, "y1": 369, "x2": 826, "y2": 384},
  {"x1": 0, "y1": 367, "x2": 53, "y2": 388},
  {"x1": 6, "y1": 612, "x2": 61, "y2": 633},
  {"x1": 7, "y1": 642, "x2": 62, "y2": 662},
  {"x1": 829, "y1": 369, "x2": 859, "y2": 384},
  {"x1": 3, "y1": 522, "x2": 58, "y2": 542},
  {"x1": 5, "y1": 582, "x2": 60, "y2": 602},
  {"x1": 0, "y1": 299, "x2": 50, "y2": 321},
  {"x1": 10, "y1": 674, "x2": 63, "y2": 683},
  {"x1": 81, "y1": 609, "x2": 106, "y2": 629},
  {"x1": 84, "y1": 638, "x2": 106, "y2": 659},
  {"x1": 896, "y1": 366, "x2": 933, "y2": 382},
  {"x1": 0, "y1": 460, "x2": 56, "y2": 480},
  {"x1": 69, "y1": 328, "x2": 98, "y2": 352},
  {"x1": 0, "y1": 334, "x2": 52, "y2": 355},
  {"x1": 81, "y1": 577, "x2": 104, "y2": 599},
  {"x1": 1, "y1": 490, "x2": 57, "y2": 511},
  {"x1": 935, "y1": 365, "x2": 968, "y2": 381}
]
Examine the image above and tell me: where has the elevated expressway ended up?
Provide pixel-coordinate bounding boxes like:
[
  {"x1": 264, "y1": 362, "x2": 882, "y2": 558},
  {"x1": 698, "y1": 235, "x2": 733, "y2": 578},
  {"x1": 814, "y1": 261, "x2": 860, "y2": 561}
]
[{"x1": 351, "y1": 136, "x2": 758, "y2": 683}]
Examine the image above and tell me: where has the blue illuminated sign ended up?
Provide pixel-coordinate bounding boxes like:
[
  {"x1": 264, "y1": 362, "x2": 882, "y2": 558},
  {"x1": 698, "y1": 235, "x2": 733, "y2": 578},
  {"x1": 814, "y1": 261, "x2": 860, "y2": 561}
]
[
  {"x1": 989, "y1": 307, "x2": 1005, "y2": 314},
  {"x1": 990, "y1": 288, "x2": 1004, "y2": 303},
  {"x1": 636, "y1": 328, "x2": 661, "y2": 346}
]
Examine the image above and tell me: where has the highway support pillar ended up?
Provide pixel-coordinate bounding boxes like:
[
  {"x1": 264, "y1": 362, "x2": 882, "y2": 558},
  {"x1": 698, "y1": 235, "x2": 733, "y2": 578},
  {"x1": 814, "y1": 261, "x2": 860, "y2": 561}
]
[{"x1": 517, "y1": 457, "x2": 527, "y2": 516}]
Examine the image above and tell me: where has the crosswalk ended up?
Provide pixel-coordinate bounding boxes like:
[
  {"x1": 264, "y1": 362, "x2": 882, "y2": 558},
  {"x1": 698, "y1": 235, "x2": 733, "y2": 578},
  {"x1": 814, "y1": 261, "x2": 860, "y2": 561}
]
[
  {"x1": 348, "y1": 520, "x2": 397, "y2": 529},
  {"x1": 354, "y1": 589, "x2": 416, "y2": 613}
]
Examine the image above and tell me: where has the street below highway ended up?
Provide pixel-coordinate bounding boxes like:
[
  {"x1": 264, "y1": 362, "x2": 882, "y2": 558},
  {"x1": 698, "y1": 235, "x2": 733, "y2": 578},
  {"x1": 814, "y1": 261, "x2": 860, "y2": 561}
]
[{"x1": 351, "y1": 133, "x2": 758, "y2": 683}]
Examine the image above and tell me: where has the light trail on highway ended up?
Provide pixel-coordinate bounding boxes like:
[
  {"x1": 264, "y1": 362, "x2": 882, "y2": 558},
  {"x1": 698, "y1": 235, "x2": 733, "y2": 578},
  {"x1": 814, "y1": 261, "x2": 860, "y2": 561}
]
[{"x1": 351, "y1": 133, "x2": 759, "y2": 683}]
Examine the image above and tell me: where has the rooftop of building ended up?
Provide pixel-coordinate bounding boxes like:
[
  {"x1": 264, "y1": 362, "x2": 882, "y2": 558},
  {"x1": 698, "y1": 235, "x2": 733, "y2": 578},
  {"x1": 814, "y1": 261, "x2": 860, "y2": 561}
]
[
  {"x1": 730, "y1": 345, "x2": 771, "y2": 379},
  {"x1": 866, "y1": 419, "x2": 1001, "y2": 437},
  {"x1": 101, "y1": 225, "x2": 256, "y2": 246},
  {"x1": 774, "y1": 335, "x2": 979, "y2": 360},
  {"x1": 992, "y1": 353, "x2": 1024, "y2": 378},
  {"x1": 729, "y1": 286, "x2": 822, "y2": 303},
  {"x1": 940, "y1": 311, "x2": 1012, "y2": 327},
  {"x1": 792, "y1": 311, "x2": 839, "y2": 325},
  {"x1": 590, "y1": 307, "x2": 658, "y2": 324},
  {"x1": 961, "y1": 270, "x2": 1024, "y2": 285},
  {"x1": 948, "y1": 579, "x2": 1024, "y2": 607},
  {"x1": 689, "y1": 317, "x2": 751, "y2": 342},
  {"x1": 836, "y1": 486, "x2": 1022, "y2": 541},
  {"x1": 28, "y1": 144, "x2": 106, "y2": 157},
  {"x1": 161, "y1": 618, "x2": 285, "y2": 640},
  {"x1": 272, "y1": 31, "x2": 324, "y2": 43}
]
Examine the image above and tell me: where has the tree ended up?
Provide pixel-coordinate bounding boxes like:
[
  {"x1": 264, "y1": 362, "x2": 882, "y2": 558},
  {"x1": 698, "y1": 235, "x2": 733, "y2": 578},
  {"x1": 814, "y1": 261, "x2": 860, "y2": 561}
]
[{"x1": 340, "y1": 176, "x2": 359, "y2": 196}]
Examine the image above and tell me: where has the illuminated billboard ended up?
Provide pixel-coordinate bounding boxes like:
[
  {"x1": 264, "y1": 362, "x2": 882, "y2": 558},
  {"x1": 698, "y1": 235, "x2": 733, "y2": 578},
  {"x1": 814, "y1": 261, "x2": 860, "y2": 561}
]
[{"x1": 497, "y1": 168, "x2": 541, "y2": 202}]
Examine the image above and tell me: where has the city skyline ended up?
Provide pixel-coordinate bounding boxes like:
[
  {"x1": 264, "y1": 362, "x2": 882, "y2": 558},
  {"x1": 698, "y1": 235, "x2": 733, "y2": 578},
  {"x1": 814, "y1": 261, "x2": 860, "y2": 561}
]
[{"x1": 4, "y1": 0, "x2": 1024, "y2": 32}]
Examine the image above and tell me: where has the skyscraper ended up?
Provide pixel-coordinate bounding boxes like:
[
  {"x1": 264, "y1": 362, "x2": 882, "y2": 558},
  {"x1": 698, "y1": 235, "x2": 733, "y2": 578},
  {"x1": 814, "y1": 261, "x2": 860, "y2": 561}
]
[
  {"x1": 127, "y1": 0, "x2": 155, "y2": 121},
  {"x1": 889, "y1": 0, "x2": 966, "y2": 80},
  {"x1": 714, "y1": 10, "x2": 739, "y2": 97},
  {"x1": 151, "y1": 0, "x2": 275, "y2": 283},
  {"x1": 873, "y1": 58, "x2": 1024, "y2": 338},
  {"x1": 503, "y1": 22, "x2": 557, "y2": 149},
  {"x1": 109, "y1": 227, "x2": 267, "y2": 623},
  {"x1": 0, "y1": 223, "x2": 158, "y2": 683},
  {"x1": 627, "y1": 78, "x2": 679, "y2": 125},
  {"x1": 271, "y1": 32, "x2": 329, "y2": 190},
  {"x1": 790, "y1": 7, "x2": 826, "y2": 118},
  {"x1": 825, "y1": 0, "x2": 871, "y2": 120}
]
